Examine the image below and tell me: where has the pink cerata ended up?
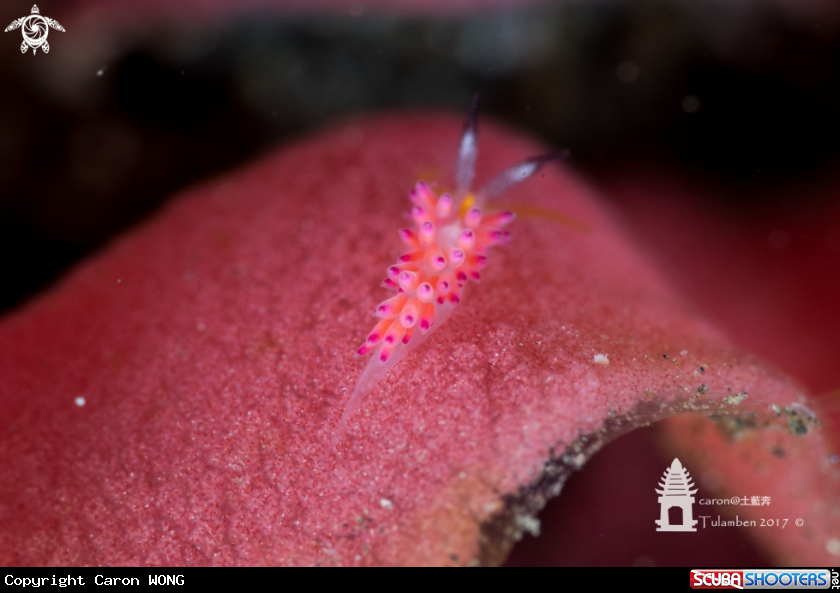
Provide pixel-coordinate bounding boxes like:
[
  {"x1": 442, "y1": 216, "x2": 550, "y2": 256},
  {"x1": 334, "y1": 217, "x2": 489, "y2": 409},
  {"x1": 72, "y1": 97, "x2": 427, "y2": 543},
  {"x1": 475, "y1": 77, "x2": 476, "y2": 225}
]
[{"x1": 334, "y1": 96, "x2": 568, "y2": 444}]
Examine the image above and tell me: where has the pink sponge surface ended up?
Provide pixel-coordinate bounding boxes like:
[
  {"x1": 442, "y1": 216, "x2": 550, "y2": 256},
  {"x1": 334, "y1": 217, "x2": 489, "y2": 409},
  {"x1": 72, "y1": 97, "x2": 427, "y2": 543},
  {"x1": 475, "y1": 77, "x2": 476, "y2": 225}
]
[{"x1": 0, "y1": 113, "x2": 836, "y2": 565}]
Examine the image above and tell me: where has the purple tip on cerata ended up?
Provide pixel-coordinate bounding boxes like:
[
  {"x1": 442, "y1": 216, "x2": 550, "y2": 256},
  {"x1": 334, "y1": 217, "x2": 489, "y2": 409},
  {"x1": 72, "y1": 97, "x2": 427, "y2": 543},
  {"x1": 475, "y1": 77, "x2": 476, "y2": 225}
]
[
  {"x1": 448, "y1": 248, "x2": 465, "y2": 267},
  {"x1": 420, "y1": 319, "x2": 430, "y2": 331},
  {"x1": 398, "y1": 271, "x2": 419, "y2": 292},
  {"x1": 380, "y1": 350, "x2": 390, "y2": 362},
  {"x1": 457, "y1": 229, "x2": 475, "y2": 250},
  {"x1": 419, "y1": 221, "x2": 436, "y2": 245},
  {"x1": 436, "y1": 296, "x2": 444, "y2": 304},
  {"x1": 471, "y1": 271, "x2": 480, "y2": 280},
  {"x1": 456, "y1": 271, "x2": 468, "y2": 283},
  {"x1": 489, "y1": 229, "x2": 511, "y2": 246},
  {"x1": 417, "y1": 283, "x2": 432, "y2": 299},
  {"x1": 387, "y1": 266, "x2": 401, "y2": 279},
  {"x1": 384, "y1": 335, "x2": 395, "y2": 345},
  {"x1": 437, "y1": 193, "x2": 453, "y2": 217},
  {"x1": 465, "y1": 208, "x2": 482, "y2": 228}
]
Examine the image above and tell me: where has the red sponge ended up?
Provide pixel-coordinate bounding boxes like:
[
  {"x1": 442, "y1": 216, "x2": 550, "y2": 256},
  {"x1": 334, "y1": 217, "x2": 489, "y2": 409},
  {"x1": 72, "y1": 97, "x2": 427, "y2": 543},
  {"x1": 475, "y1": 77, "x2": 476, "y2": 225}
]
[{"x1": 0, "y1": 114, "x2": 835, "y2": 565}]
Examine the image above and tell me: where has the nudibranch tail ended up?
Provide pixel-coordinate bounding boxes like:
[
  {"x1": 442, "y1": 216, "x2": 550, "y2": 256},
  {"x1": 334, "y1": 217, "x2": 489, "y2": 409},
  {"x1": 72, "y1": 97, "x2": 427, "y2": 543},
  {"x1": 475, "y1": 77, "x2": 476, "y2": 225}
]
[
  {"x1": 332, "y1": 97, "x2": 569, "y2": 447},
  {"x1": 332, "y1": 298, "x2": 458, "y2": 447}
]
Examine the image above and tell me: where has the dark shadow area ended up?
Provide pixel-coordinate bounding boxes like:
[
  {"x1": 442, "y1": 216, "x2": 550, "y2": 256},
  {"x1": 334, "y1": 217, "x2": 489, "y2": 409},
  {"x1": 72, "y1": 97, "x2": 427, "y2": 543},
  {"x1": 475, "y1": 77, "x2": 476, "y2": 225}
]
[
  {"x1": 2, "y1": 1, "x2": 839, "y2": 312},
  {"x1": 1, "y1": 2, "x2": 839, "y2": 312},
  {"x1": 504, "y1": 425, "x2": 772, "y2": 567}
]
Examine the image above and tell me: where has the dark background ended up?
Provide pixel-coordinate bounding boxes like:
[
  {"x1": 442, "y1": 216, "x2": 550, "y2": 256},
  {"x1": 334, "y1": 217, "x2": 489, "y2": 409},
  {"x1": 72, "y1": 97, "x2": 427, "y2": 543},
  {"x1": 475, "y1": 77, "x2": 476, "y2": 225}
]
[{"x1": 1, "y1": 0, "x2": 838, "y2": 314}]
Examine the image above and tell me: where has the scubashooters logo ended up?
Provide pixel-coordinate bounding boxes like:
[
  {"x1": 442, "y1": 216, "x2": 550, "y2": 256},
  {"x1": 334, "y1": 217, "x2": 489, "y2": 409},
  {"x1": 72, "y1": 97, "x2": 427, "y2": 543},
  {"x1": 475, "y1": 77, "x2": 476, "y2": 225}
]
[{"x1": 690, "y1": 569, "x2": 832, "y2": 589}]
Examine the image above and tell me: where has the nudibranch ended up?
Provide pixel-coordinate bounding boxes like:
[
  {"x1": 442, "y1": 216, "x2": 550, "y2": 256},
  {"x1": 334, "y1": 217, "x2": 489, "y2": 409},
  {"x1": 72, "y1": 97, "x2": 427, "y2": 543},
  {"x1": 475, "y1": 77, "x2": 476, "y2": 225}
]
[{"x1": 334, "y1": 96, "x2": 567, "y2": 442}]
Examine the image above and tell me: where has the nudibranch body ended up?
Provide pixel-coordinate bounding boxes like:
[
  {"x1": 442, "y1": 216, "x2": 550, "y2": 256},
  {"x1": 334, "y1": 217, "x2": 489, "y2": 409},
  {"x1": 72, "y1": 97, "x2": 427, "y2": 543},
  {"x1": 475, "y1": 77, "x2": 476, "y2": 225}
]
[
  {"x1": 334, "y1": 97, "x2": 566, "y2": 443},
  {"x1": 356, "y1": 180, "x2": 514, "y2": 362}
]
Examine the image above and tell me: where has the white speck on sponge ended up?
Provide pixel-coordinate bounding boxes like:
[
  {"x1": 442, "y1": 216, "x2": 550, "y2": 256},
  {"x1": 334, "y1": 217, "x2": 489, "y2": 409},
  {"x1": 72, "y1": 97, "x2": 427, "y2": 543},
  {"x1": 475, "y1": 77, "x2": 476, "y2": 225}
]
[
  {"x1": 380, "y1": 499, "x2": 393, "y2": 510},
  {"x1": 680, "y1": 350, "x2": 688, "y2": 356},
  {"x1": 827, "y1": 538, "x2": 840, "y2": 556},
  {"x1": 593, "y1": 354, "x2": 610, "y2": 365},
  {"x1": 74, "y1": 397, "x2": 86, "y2": 407},
  {"x1": 515, "y1": 515, "x2": 541, "y2": 537}
]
